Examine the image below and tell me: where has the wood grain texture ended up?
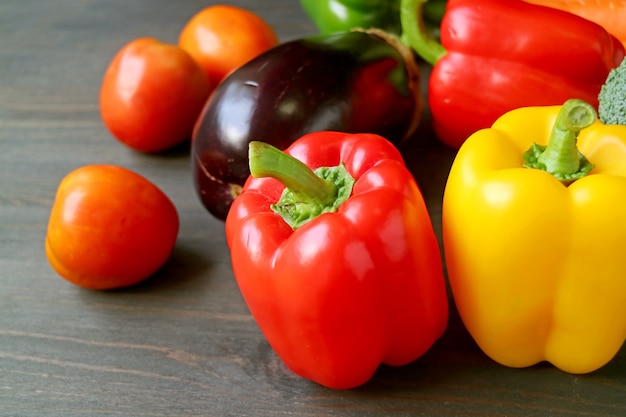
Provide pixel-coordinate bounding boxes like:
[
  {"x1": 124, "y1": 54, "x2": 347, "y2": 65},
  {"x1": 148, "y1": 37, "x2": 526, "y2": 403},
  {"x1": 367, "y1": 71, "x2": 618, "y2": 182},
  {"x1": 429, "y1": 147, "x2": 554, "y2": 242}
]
[{"x1": 1, "y1": 0, "x2": 625, "y2": 416}]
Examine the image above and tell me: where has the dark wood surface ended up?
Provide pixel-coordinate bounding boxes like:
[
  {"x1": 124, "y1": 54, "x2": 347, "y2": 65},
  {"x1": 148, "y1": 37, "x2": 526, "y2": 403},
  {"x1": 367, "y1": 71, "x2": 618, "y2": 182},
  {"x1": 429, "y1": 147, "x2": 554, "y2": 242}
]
[{"x1": 2, "y1": 0, "x2": 625, "y2": 415}]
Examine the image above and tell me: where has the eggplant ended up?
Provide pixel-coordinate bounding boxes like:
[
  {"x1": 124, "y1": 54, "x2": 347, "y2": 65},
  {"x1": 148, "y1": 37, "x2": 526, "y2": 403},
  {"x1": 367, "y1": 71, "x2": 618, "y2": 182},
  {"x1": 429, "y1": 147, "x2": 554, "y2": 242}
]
[{"x1": 191, "y1": 29, "x2": 423, "y2": 220}]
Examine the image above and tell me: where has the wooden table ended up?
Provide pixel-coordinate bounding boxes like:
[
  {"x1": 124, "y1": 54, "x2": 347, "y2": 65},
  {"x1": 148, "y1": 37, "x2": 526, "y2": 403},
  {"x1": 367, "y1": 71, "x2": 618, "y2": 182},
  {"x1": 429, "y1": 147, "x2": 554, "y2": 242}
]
[{"x1": 2, "y1": 0, "x2": 625, "y2": 415}]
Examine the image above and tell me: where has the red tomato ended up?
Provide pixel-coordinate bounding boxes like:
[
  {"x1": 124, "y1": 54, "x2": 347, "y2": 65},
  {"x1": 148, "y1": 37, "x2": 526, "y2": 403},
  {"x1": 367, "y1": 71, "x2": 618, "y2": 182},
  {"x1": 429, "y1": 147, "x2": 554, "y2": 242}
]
[
  {"x1": 100, "y1": 37, "x2": 211, "y2": 153},
  {"x1": 178, "y1": 5, "x2": 279, "y2": 84},
  {"x1": 45, "y1": 165, "x2": 179, "y2": 290}
]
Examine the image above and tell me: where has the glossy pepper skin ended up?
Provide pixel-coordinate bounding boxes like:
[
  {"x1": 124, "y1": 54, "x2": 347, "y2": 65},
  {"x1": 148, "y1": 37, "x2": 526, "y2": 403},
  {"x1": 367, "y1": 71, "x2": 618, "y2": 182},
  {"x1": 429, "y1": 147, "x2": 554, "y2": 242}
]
[
  {"x1": 443, "y1": 100, "x2": 626, "y2": 373},
  {"x1": 300, "y1": 0, "x2": 402, "y2": 34},
  {"x1": 226, "y1": 132, "x2": 448, "y2": 389},
  {"x1": 300, "y1": 0, "x2": 447, "y2": 38},
  {"x1": 403, "y1": 0, "x2": 625, "y2": 149}
]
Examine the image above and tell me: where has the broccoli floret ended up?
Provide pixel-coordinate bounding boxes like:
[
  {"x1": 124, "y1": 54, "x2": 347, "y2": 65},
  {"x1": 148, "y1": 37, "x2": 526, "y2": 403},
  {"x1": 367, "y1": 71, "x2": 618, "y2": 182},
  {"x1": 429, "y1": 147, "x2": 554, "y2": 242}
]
[{"x1": 598, "y1": 57, "x2": 626, "y2": 125}]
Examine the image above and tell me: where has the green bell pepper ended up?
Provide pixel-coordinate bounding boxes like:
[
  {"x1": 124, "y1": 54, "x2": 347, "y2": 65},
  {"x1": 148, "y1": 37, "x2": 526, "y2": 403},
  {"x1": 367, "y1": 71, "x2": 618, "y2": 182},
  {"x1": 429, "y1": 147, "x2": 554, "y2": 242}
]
[{"x1": 300, "y1": 0, "x2": 446, "y2": 36}]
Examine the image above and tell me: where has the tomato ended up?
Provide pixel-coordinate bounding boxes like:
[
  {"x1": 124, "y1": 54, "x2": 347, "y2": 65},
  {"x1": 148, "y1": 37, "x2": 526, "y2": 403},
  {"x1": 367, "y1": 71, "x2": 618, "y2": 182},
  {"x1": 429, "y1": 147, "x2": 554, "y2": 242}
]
[
  {"x1": 178, "y1": 5, "x2": 279, "y2": 84},
  {"x1": 45, "y1": 165, "x2": 179, "y2": 290},
  {"x1": 100, "y1": 37, "x2": 211, "y2": 153}
]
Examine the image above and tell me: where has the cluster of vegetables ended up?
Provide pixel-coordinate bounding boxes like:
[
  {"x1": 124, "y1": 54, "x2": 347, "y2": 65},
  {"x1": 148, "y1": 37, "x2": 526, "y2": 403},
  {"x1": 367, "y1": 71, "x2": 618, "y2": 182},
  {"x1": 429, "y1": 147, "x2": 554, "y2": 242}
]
[
  {"x1": 45, "y1": 0, "x2": 626, "y2": 391},
  {"x1": 45, "y1": 5, "x2": 279, "y2": 289}
]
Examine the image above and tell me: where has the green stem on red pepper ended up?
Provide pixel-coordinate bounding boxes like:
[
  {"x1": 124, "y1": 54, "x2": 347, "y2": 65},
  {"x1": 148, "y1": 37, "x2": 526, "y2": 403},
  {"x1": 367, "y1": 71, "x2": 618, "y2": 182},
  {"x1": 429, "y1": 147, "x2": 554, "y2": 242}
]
[
  {"x1": 523, "y1": 99, "x2": 596, "y2": 183},
  {"x1": 401, "y1": 0, "x2": 446, "y2": 65},
  {"x1": 248, "y1": 141, "x2": 355, "y2": 229}
]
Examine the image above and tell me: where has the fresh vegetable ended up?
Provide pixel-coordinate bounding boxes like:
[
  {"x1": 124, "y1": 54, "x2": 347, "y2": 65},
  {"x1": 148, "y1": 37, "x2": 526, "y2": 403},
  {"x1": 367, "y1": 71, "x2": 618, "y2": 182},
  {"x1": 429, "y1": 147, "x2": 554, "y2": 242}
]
[
  {"x1": 100, "y1": 37, "x2": 210, "y2": 153},
  {"x1": 300, "y1": 0, "x2": 402, "y2": 34},
  {"x1": 179, "y1": 5, "x2": 279, "y2": 86},
  {"x1": 225, "y1": 132, "x2": 448, "y2": 389},
  {"x1": 402, "y1": 0, "x2": 625, "y2": 149},
  {"x1": 192, "y1": 29, "x2": 422, "y2": 220},
  {"x1": 598, "y1": 56, "x2": 626, "y2": 125},
  {"x1": 443, "y1": 99, "x2": 626, "y2": 373},
  {"x1": 300, "y1": 0, "x2": 446, "y2": 38},
  {"x1": 523, "y1": 0, "x2": 626, "y2": 49},
  {"x1": 46, "y1": 165, "x2": 179, "y2": 290}
]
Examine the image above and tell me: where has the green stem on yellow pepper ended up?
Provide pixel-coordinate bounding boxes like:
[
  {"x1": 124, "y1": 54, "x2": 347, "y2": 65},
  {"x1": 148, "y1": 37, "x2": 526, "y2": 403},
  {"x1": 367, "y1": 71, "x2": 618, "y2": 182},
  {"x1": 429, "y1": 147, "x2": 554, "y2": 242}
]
[
  {"x1": 523, "y1": 99, "x2": 596, "y2": 183},
  {"x1": 400, "y1": 0, "x2": 446, "y2": 65},
  {"x1": 248, "y1": 141, "x2": 355, "y2": 229}
]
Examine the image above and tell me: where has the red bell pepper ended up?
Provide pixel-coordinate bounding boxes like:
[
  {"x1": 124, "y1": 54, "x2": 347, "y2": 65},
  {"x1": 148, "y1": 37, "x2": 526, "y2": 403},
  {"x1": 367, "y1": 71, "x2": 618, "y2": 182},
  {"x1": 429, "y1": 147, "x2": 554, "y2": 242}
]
[
  {"x1": 225, "y1": 132, "x2": 448, "y2": 389},
  {"x1": 401, "y1": 0, "x2": 626, "y2": 149}
]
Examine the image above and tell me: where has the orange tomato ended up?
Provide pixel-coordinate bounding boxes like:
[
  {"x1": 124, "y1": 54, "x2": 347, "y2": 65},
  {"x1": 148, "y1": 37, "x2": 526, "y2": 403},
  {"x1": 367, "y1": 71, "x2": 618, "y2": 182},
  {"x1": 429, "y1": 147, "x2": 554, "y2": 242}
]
[
  {"x1": 178, "y1": 5, "x2": 279, "y2": 84},
  {"x1": 45, "y1": 165, "x2": 179, "y2": 290},
  {"x1": 100, "y1": 37, "x2": 211, "y2": 153}
]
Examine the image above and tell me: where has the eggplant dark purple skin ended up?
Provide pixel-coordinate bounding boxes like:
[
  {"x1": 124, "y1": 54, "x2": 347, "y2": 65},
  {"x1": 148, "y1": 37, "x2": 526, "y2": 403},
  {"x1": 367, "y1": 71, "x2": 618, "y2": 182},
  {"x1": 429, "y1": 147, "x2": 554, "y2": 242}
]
[{"x1": 191, "y1": 29, "x2": 422, "y2": 221}]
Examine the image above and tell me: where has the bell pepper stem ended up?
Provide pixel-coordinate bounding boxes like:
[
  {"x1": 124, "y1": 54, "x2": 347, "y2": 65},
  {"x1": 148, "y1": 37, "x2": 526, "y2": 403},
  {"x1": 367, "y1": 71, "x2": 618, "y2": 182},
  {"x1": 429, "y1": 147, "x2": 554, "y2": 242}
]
[
  {"x1": 523, "y1": 99, "x2": 596, "y2": 183},
  {"x1": 249, "y1": 141, "x2": 337, "y2": 205},
  {"x1": 400, "y1": 0, "x2": 446, "y2": 65},
  {"x1": 248, "y1": 141, "x2": 355, "y2": 229}
]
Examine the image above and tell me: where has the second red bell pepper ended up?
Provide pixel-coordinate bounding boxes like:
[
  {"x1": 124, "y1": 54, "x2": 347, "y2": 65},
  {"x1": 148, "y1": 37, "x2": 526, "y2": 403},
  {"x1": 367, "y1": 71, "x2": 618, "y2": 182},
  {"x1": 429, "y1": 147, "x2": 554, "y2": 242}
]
[
  {"x1": 402, "y1": 0, "x2": 626, "y2": 149},
  {"x1": 225, "y1": 132, "x2": 448, "y2": 389}
]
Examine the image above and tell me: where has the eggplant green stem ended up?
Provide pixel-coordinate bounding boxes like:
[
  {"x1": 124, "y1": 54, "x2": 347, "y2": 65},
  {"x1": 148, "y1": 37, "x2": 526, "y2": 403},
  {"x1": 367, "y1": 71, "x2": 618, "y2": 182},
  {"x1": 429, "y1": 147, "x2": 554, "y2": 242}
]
[
  {"x1": 523, "y1": 99, "x2": 596, "y2": 183},
  {"x1": 401, "y1": 0, "x2": 446, "y2": 65},
  {"x1": 248, "y1": 141, "x2": 355, "y2": 229}
]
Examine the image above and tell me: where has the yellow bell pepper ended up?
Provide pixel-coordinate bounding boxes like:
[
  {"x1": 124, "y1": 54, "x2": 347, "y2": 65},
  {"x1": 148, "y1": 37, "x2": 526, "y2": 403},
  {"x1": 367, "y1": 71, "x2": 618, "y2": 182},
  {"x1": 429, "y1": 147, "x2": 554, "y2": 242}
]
[{"x1": 443, "y1": 99, "x2": 626, "y2": 373}]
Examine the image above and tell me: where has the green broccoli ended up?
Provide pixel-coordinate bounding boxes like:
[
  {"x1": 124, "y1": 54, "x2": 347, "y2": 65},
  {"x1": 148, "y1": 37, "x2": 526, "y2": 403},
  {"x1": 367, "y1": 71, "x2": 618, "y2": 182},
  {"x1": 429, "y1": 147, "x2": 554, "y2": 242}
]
[{"x1": 598, "y1": 57, "x2": 626, "y2": 125}]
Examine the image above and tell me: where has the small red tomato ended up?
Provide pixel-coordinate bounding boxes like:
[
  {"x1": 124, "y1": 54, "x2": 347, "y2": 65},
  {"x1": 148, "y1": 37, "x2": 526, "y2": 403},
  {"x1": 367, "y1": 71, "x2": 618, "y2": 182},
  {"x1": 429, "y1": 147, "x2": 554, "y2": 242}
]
[
  {"x1": 100, "y1": 37, "x2": 211, "y2": 153},
  {"x1": 45, "y1": 165, "x2": 179, "y2": 290},
  {"x1": 178, "y1": 5, "x2": 279, "y2": 84}
]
